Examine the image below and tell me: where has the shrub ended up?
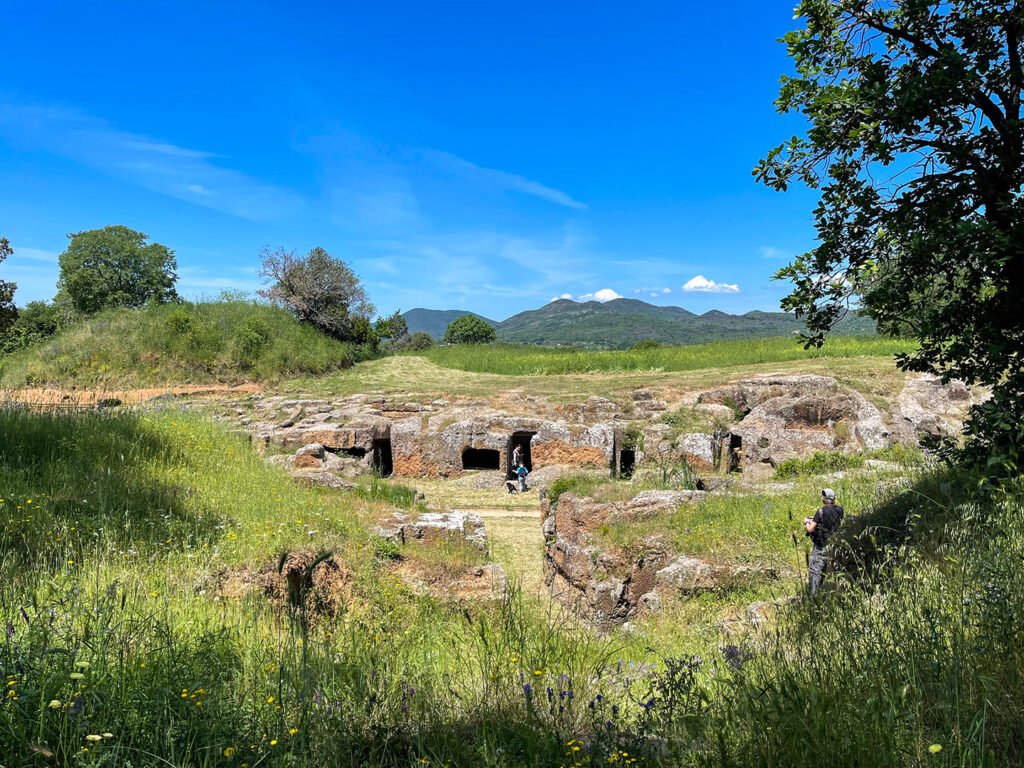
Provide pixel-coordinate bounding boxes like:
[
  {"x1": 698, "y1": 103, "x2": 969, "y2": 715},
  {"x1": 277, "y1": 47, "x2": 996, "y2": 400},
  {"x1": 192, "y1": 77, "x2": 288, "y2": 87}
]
[
  {"x1": 234, "y1": 316, "x2": 271, "y2": 362},
  {"x1": 407, "y1": 331, "x2": 434, "y2": 351},
  {"x1": 630, "y1": 339, "x2": 661, "y2": 350}
]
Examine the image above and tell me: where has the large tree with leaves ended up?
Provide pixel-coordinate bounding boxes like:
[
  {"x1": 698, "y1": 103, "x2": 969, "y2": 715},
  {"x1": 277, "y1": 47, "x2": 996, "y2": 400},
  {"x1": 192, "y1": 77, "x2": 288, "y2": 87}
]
[
  {"x1": 58, "y1": 226, "x2": 178, "y2": 314},
  {"x1": 758, "y1": 0, "x2": 1024, "y2": 456},
  {"x1": 0, "y1": 237, "x2": 17, "y2": 334},
  {"x1": 258, "y1": 246, "x2": 375, "y2": 342}
]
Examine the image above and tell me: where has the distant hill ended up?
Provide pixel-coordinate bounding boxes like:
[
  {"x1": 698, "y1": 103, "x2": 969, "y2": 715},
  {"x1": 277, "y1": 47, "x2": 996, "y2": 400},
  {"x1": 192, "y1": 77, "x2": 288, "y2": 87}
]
[
  {"x1": 495, "y1": 299, "x2": 875, "y2": 348},
  {"x1": 402, "y1": 309, "x2": 500, "y2": 339},
  {"x1": 406, "y1": 298, "x2": 877, "y2": 348}
]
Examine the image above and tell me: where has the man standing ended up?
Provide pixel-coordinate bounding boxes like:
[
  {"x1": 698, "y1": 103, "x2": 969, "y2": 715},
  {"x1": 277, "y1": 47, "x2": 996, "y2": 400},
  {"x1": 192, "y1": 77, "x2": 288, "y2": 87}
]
[{"x1": 804, "y1": 488, "x2": 844, "y2": 595}]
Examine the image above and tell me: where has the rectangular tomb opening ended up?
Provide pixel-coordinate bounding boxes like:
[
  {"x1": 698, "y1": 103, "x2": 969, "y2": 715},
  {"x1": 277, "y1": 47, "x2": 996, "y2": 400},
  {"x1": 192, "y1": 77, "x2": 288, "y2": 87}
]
[
  {"x1": 462, "y1": 447, "x2": 500, "y2": 471},
  {"x1": 619, "y1": 449, "x2": 636, "y2": 478},
  {"x1": 372, "y1": 439, "x2": 393, "y2": 477},
  {"x1": 506, "y1": 431, "x2": 535, "y2": 479}
]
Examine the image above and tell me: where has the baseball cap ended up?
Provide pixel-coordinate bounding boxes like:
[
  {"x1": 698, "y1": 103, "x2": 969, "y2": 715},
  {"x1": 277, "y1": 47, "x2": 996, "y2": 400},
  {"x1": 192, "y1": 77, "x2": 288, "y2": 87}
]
[{"x1": 821, "y1": 488, "x2": 836, "y2": 501}]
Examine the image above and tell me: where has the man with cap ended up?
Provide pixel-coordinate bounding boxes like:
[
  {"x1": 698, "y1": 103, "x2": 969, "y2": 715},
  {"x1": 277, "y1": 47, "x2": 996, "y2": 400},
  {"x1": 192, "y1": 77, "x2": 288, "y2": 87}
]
[{"x1": 803, "y1": 488, "x2": 844, "y2": 595}]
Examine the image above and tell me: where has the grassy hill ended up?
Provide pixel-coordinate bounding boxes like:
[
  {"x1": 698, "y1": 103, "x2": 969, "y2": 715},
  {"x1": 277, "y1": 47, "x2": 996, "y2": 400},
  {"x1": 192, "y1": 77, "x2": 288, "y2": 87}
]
[
  {"x1": 401, "y1": 308, "x2": 499, "y2": 339},
  {"x1": 0, "y1": 300, "x2": 353, "y2": 388}
]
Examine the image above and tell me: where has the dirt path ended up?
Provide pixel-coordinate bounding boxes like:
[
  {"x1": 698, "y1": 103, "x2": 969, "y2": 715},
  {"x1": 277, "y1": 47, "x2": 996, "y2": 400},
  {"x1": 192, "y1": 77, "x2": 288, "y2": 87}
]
[
  {"x1": 454, "y1": 506, "x2": 546, "y2": 594},
  {"x1": 2, "y1": 384, "x2": 261, "y2": 407}
]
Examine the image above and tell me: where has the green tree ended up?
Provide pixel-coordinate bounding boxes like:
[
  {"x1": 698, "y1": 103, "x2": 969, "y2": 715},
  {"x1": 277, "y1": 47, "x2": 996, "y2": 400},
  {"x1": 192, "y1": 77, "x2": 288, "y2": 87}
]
[
  {"x1": 0, "y1": 237, "x2": 16, "y2": 335},
  {"x1": 258, "y1": 246, "x2": 375, "y2": 342},
  {"x1": 407, "y1": 331, "x2": 434, "y2": 351},
  {"x1": 443, "y1": 315, "x2": 496, "y2": 345},
  {"x1": 57, "y1": 226, "x2": 178, "y2": 314},
  {"x1": 758, "y1": 0, "x2": 1024, "y2": 456},
  {"x1": 375, "y1": 309, "x2": 409, "y2": 353}
]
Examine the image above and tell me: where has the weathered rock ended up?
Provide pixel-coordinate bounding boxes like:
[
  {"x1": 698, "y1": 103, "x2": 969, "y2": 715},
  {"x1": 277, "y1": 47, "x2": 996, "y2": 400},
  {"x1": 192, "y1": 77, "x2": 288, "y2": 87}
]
[
  {"x1": 289, "y1": 471, "x2": 358, "y2": 491},
  {"x1": 718, "y1": 376, "x2": 889, "y2": 467},
  {"x1": 893, "y1": 374, "x2": 986, "y2": 440},
  {"x1": 654, "y1": 555, "x2": 774, "y2": 593},
  {"x1": 396, "y1": 562, "x2": 507, "y2": 601},
  {"x1": 374, "y1": 510, "x2": 488, "y2": 551}
]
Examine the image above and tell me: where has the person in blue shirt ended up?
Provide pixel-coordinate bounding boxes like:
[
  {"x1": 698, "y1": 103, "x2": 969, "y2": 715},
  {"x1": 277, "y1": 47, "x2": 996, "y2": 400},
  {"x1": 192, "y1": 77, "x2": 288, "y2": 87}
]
[{"x1": 516, "y1": 463, "x2": 530, "y2": 493}]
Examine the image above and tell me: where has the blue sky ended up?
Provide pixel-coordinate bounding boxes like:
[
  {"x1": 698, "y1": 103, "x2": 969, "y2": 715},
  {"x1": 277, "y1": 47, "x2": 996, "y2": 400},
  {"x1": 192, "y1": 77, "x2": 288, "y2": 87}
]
[{"x1": 1, "y1": 1, "x2": 820, "y2": 320}]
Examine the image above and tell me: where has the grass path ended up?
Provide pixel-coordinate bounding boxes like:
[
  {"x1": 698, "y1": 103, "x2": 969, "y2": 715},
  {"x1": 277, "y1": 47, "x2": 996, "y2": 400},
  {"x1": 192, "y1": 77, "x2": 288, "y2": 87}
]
[{"x1": 455, "y1": 506, "x2": 546, "y2": 594}]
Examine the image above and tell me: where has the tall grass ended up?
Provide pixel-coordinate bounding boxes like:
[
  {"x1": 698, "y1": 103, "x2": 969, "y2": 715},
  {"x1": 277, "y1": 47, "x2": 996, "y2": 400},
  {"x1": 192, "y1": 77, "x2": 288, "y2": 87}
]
[
  {"x1": 0, "y1": 299, "x2": 353, "y2": 387},
  {"x1": 416, "y1": 336, "x2": 915, "y2": 376},
  {"x1": 2, "y1": 405, "x2": 1022, "y2": 766}
]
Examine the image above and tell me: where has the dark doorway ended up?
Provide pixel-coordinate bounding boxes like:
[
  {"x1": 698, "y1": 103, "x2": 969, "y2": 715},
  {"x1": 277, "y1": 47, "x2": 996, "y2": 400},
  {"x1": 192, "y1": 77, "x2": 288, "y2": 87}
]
[
  {"x1": 462, "y1": 447, "x2": 500, "y2": 470},
  {"x1": 619, "y1": 449, "x2": 636, "y2": 478},
  {"x1": 729, "y1": 434, "x2": 743, "y2": 472},
  {"x1": 506, "y1": 431, "x2": 535, "y2": 479},
  {"x1": 372, "y1": 439, "x2": 393, "y2": 477},
  {"x1": 339, "y1": 447, "x2": 367, "y2": 459}
]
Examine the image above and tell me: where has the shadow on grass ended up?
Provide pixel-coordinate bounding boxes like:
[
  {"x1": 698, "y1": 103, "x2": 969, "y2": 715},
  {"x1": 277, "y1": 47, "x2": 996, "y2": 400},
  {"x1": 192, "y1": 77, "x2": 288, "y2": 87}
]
[{"x1": 0, "y1": 404, "x2": 224, "y2": 564}]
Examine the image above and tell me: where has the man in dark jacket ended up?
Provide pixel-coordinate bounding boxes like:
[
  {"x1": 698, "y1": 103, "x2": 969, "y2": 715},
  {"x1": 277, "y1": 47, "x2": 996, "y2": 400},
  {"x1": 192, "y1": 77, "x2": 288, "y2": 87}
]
[{"x1": 804, "y1": 488, "x2": 844, "y2": 595}]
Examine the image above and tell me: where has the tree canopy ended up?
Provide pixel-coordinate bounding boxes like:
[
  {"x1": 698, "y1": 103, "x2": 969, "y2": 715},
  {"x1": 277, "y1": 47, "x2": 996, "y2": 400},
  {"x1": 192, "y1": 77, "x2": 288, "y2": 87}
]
[
  {"x1": 375, "y1": 310, "x2": 409, "y2": 352},
  {"x1": 57, "y1": 226, "x2": 178, "y2": 314},
  {"x1": 443, "y1": 315, "x2": 496, "y2": 345},
  {"x1": 258, "y1": 246, "x2": 375, "y2": 343},
  {"x1": 0, "y1": 237, "x2": 16, "y2": 334},
  {"x1": 759, "y1": 0, "x2": 1024, "y2": 455}
]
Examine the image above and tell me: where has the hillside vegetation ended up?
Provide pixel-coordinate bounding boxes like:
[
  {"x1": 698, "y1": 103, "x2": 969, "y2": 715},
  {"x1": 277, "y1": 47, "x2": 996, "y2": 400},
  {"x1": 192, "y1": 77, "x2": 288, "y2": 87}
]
[
  {"x1": 415, "y1": 335, "x2": 915, "y2": 376},
  {"x1": 0, "y1": 300, "x2": 353, "y2": 387},
  {"x1": 404, "y1": 299, "x2": 878, "y2": 348}
]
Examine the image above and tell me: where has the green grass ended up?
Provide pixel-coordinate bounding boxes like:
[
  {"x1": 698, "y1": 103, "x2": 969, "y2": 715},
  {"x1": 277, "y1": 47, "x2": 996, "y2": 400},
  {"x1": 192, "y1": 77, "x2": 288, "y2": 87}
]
[
  {"x1": 0, "y1": 299, "x2": 353, "y2": 387},
  {"x1": 2, "y1": 405, "x2": 1022, "y2": 767},
  {"x1": 415, "y1": 335, "x2": 915, "y2": 376}
]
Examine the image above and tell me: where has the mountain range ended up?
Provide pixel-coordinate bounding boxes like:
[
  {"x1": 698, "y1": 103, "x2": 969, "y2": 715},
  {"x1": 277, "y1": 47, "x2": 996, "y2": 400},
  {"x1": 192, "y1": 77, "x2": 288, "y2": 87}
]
[{"x1": 402, "y1": 298, "x2": 875, "y2": 348}]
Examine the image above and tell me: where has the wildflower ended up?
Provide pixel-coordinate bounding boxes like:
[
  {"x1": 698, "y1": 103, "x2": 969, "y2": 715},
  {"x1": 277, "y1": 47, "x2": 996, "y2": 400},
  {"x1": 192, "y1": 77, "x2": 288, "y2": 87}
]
[
  {"x1": 929, "y1": 745, "x2": 943, "y2": 755},
  {"x1": 270, "y1": 740, "x2": 278, "y2": 746},
  {"x1": 86, "y1": 734, "x2": 101, "y2": 742},
  {"x1": 289, "y1": 728, "x2": 297, "y2": 735},
  {"x1": 102, "y1": 733, "x2": 113, "y2": 739},
  {"x1": 48, "y1": 700, "x2": 61, "y2": 709},
  {"x1": 224, "y1": 747, "x2": 236, "y2": 757},
  {"x1": 267, "y1": 696, "x2": 274, "y2": 703},
  {"x1": 74, "y1": 661, "x2": 90, "y2": 669},
  {"x1": 69, "y1": 673, "x2": 84, "y2": 680}
]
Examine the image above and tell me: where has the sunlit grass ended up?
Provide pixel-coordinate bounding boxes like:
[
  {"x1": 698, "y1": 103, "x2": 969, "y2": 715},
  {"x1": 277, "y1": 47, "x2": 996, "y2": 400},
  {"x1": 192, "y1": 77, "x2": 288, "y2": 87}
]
[{"x1": 416, "y1": 336, "x2": 915, "y2": 376}]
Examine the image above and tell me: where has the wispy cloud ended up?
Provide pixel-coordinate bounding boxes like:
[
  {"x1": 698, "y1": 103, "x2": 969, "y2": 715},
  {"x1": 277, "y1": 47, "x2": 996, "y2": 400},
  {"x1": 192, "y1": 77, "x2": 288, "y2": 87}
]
[
  {"x1": 0, "y1": 102, "x2": 303, "y2": 221},
  {"x1": 760, "y1": 245, "x2": 789, "y2": 259},
  {"x1": 682, "y1": 275, "x2": 740, "y2": 293},
  {"x1": 424, "y1": 149, "x2": 588, "y2": 210}
]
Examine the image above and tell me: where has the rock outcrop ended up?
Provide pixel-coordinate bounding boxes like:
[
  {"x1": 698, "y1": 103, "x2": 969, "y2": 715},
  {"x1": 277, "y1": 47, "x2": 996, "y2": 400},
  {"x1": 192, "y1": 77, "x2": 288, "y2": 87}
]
[
  {"x1": 542, "y1": 490, "x2": 778, "y2": 631},
  {"x1": 374, "y1": 510, "x2": 488, "y2": 552}
]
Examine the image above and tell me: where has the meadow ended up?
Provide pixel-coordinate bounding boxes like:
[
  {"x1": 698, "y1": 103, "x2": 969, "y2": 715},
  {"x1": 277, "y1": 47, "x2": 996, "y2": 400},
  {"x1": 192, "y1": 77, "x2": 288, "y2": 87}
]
[
  {"x1": 414, "y1": 336, "x2": 916, "y2": 376},
  {"x1": 2, "y1": 400, "x2": 1022, "y2": 766}
]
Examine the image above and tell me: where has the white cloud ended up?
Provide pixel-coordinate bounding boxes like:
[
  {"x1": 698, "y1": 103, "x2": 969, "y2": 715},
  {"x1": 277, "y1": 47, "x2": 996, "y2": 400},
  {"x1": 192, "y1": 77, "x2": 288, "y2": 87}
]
[
  {"x1": 423, "y1": 149, "x2": 588, "y2": 210},
  {"x1": 578, "y1": 288, "x2": 622, "y2": 302},
  {"x1": 682, "y1": 275, "x2": 740, "y2": 293},
  {"x1": 650, "y1": 292, "x2": 659, "y2": 298},
  {"x1": 662, "y1": 287, "x2": 672, "y2": 293},
  {"x1": 0, "y1": 102, "x2": 302, "y2": 221},
  {"x1": 760, "y1": 245, "x2": 787, "y2": 259}
]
